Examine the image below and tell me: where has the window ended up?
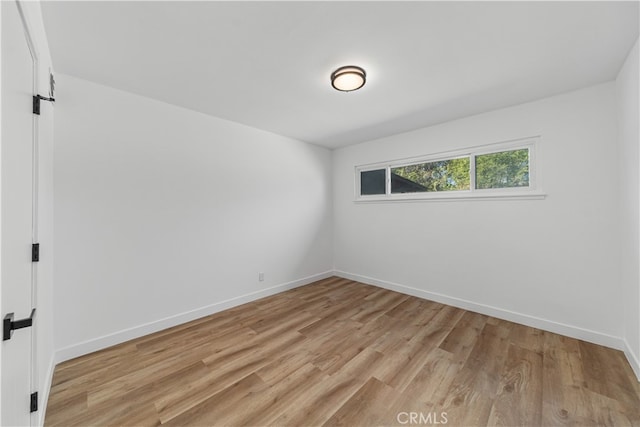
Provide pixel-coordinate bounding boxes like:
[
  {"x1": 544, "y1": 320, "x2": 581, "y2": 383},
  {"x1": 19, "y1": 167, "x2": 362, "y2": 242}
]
[
  {"x1": 475, "y1": 149, "x2": 529, "y2": 189},
  {"x1": 355, "y1": 138, "x2": 543, "y2": 201},
  {"x1": 360, "y1": 169, "x2": 386, "y2": 195},
  {"x1": 391, "y1": 157, "x2": 470, "y2": 193}
]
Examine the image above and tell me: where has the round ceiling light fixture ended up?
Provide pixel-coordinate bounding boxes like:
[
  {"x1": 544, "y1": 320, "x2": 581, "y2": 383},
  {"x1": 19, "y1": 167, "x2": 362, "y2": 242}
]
[{"x1": 331, "y1": 65, "x2": 366, "y2": 92}]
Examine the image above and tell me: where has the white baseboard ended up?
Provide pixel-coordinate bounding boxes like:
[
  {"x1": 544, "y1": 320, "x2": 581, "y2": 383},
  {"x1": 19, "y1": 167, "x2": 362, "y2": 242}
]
[
  {"x1": 35, "y1": 355, "x2": 56, "y2": 427},
  {"x1": 54, "y1": 271, "x2": 333, "y2": 364},
  {"x1": 623, "y1": 339, "x2": 640, "y2": 382},
  {"x1": 334, "y1": 270, "x2": 626, "y2": 352}
]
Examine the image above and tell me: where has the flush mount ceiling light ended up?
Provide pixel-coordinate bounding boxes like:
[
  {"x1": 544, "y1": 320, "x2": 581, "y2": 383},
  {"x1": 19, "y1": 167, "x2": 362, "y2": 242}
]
[{"x1": 331, "y1": 65, "x2": 366, "y2": 92}]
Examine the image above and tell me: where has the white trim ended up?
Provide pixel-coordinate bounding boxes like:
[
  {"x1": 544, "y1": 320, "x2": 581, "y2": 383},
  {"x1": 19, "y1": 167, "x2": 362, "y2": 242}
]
[
  {"x1": 54, "y1": 271, "x2": 334, "y2": 364},
  {"x1": 355, "y1": 190, "x2": 546, "y2": 203},
  {"x1": 355, "y1": 136, "x2": 541, "y2": 202},
  {"x1": 469, "y1": 150, "x2": 477, "y2": 192},
  {"x1": 623, "y1": 339, "x2": 640, "y2": 382},
  {"x1": 14, "y1": 3, "x2": 44, "y2": 425},
  {"x1": 334, "y1": 270, "x2": 626, "y2": 351},
  {"x1": 35, "y1": 356, "x2": 55, "y2": 427},
  {"x1": 15, "y1": 1, "x2": 39, "y2": 64}
]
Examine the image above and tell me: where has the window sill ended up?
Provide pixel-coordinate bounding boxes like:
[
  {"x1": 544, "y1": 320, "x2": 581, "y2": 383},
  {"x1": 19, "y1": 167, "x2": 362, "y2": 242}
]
[{"x1": 354, "y1": 191, "x2": 547, "y2": 203}]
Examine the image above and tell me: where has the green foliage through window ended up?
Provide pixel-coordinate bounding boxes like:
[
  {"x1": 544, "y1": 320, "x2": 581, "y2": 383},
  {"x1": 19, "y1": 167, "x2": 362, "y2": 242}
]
[
  {"x1": 475, "y1": 149, "x2": 529, "y2": 189},
  {"x1": 391, "y1": 158, "x2": 470, "y2": 193}
]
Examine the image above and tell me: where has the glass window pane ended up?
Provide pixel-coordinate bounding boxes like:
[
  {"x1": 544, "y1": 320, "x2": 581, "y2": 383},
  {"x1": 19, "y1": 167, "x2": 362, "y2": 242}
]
[
  {"x1": 360, "y1": 169, "x2": 386, "y2": 195},
  {"x1": 391, "y1": 157, "x2": 470, "y2": 193},
  {"x1": 475, "y1": 149, "x2": 529, "y2": 189}
]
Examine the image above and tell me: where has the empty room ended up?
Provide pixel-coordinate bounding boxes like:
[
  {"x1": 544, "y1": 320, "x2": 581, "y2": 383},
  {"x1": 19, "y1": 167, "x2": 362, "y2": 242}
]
[{"x1": 1, "y1": 0, "x2": 639, "y2": 426}]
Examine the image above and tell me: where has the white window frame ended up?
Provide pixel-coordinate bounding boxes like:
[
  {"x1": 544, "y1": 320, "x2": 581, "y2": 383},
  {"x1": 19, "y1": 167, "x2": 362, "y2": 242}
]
[{"x1": 354, "y1": 137, "x2": 545, "y2": 202}]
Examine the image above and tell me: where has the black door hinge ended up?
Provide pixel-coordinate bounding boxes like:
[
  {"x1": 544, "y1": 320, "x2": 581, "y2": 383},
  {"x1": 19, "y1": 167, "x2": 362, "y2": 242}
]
[
  {"x1": 32, "y1": 243, "x2": 39, "y2": 262},
  {"x1": 32, "y1": 95, "x2": 55, "y2": 115},
  {"x1": 30, "y1": 392, "x2": 38, "y2": 413}
]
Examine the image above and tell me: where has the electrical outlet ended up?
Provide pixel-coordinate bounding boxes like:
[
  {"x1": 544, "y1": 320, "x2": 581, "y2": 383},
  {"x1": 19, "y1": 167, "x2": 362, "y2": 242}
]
[{"x1": 258, "y1": 272, "x2": 264, "y2": 282}]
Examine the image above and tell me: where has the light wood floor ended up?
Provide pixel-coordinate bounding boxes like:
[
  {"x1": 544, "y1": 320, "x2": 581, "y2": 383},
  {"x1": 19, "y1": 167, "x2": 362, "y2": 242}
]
[{"x1": 45, "y1": 277, "x2": 640, "y2": 426}]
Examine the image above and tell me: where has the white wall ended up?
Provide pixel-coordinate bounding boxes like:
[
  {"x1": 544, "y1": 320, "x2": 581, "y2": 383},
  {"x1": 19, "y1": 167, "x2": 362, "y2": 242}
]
[
  {"x1": 53, "y1": 74, "x2": 333, "y2": 359},
  {"x1": 617, "y1": 38, "x2": 640, "y2": 380},
  {"x1": 333, "y1": 83, "x2": 623, "y2": 349}
]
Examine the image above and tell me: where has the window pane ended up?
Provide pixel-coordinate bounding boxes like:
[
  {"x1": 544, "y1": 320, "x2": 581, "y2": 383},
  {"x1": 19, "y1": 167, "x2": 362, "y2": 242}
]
[
  {"x1": 475, "y1": 149, "x2": 529, "y2": 189},
  {"x1": 391, "y1": 157, "x2": 470, "y2": 193},
  {"x1": 360, "y1": 169, "x2": 386, "y2": 195}
]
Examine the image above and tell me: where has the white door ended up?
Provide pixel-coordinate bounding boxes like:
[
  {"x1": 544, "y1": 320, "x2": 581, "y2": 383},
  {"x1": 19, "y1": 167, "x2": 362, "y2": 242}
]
[{"x1": 1, "y1": 1, "x2": 37, "y2": 425}]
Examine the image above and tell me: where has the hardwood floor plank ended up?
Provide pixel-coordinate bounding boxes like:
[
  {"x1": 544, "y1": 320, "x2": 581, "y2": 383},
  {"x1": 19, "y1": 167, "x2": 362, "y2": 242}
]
[
  {"x1": 229, "y1": 363, "x2": 326, "y2": 426},
  {"x1": 542, "y1": 335, "x2": 599, "y2": 426},
  {"x1": 298, "y1": 316, "x2": 361, "y2": 340},
  {"x1": 322, "y1": 377, "x2": 398, "y2": 426},
  {"x1": 86, "y1": 328, "x2": 257, "y2": 407},
  {"x1": 486, "y1": 344, "x2": 543, "y2": 426},
  {"x1": 583, "y1": 388, "x2": 640, "y2": 426},
  {"x1": 43, "y1": 391, "x2": 87, "y2": 427},
  {"x1": 161, "y1": 373, "x2": 268, "y2": 426},
  {"x1": 51, "y1": 343, "x2": 137, "y2": 387},
  {"x1": 45, "y1": 277, "x2": 640, "y2": 427},
  {"x1": 384, "y1": 297, "x2": 426, "y2": 319},
  {"x1": 439, "y1": 322, "x2": 513, "y2": 426},
  {"x1": 154, "y1": 357, "x2": 270, "y2": 423},
  {"x1": 271, "y1": 347, "x2": 385, "y2": 426},
  {"x1": 81, "y1": 403, "x2": 161, "y2": 427},
  {"x1": 399, "y1": 347, "x2": 461, "y2": 408},
  {"x1": 374, "y1": 305, "x2": 464, "y2": 392},
  {"x1": 350, "y1": 290, "x2": 408, "y2": 324},
  {"x1": 254, "y1": 347, "x2": 313, "y2": 384},
  {"x1": 439, "y1": 311, "x2": 488, "y2": 363},
  {"x1": 579, "y1": 340, "x2": 640, "y2": 408},
  {"x1": 508, "y1": 323, "x2": 545, "y2": 354}
]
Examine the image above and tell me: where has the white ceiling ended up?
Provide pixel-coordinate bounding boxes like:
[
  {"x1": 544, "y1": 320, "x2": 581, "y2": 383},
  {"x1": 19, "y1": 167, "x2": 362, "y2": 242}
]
[{"x1": 41, "y1": 1, "x2": 639, "y2": 149}]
